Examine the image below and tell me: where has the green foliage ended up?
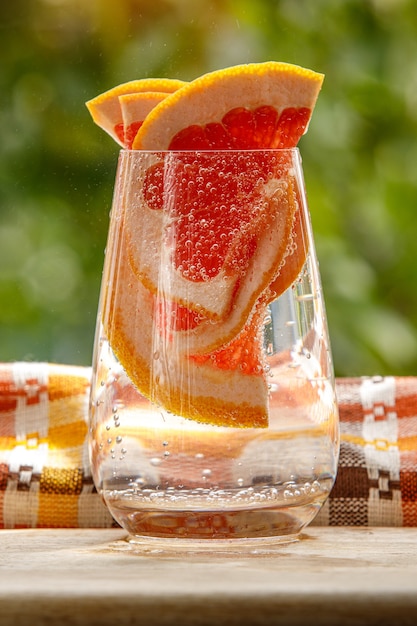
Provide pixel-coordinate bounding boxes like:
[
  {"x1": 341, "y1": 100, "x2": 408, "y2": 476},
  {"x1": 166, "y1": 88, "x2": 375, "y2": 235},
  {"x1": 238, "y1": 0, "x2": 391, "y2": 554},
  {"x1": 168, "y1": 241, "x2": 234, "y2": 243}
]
[{"x1": 1, "y1": 0, "x2": 417, "y2": 376}]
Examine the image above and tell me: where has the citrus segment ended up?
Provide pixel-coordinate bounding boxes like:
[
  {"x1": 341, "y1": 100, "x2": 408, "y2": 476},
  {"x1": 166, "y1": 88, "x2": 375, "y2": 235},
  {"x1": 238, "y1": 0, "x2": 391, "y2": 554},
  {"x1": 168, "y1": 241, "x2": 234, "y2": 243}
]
[
  {"x1": 86, "y1": 78, "x2": 186, "y2": 147},
  {"x1": 167, "y1": 105, "x2": 311, "y2": 150}
]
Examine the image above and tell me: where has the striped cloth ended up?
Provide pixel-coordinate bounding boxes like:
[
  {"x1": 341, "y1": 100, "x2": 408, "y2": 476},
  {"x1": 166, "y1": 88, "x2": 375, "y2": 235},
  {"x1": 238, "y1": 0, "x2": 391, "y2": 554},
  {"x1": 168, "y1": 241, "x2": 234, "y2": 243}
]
[{"x1": 0, "y1": 362, "x2": 416, "y2": 528}]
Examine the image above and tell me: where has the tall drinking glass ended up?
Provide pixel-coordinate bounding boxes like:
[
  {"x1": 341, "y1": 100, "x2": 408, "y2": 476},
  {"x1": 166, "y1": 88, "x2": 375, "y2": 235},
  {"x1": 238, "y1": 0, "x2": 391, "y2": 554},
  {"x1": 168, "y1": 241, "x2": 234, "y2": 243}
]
[{"x1": 89, "y1": 149, "x2": 339, "y2": 549}]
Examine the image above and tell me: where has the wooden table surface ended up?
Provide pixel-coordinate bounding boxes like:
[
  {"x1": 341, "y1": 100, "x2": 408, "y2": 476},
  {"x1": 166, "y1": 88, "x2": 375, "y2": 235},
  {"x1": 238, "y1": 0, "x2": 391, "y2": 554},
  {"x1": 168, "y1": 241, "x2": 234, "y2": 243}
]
[{"x1": 0, "y1": 526, "x2": 416, "y2": 626}]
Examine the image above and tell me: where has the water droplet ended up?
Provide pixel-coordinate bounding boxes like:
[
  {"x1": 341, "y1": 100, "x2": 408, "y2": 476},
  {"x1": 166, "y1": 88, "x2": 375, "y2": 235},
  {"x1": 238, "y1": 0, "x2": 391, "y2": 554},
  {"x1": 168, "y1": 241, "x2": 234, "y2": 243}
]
[
  {"x1": 116, "y1": 436, "x2": 122, "y2": 444},
  {"x1": 150, "y1": 457, "x2": 162, "y2": 467}
]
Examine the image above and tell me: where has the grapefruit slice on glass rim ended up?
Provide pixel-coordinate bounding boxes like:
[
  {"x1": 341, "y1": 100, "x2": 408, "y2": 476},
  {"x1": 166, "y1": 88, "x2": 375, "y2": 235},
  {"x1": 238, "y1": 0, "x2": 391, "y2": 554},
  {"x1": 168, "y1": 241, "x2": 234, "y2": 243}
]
[
  {"x1": 102, "y1": 62, "x2": 324, "y2": 427},
  {"x1": 85, "y1": 78, "x2": 186, "y2": 147},
  {"x1": 119, "y1": 92, "x2": 170, "y2": 149}
]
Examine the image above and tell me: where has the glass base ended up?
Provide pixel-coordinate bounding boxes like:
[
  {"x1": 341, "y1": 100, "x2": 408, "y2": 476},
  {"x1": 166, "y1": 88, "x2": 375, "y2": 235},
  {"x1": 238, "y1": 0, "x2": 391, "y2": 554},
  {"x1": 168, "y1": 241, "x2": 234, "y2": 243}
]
[
  {"x1": 104, "y1": 498, "x2": 323, "y2": 553},
  {"x1": 123, "y1": 530, "x2": 301, "y2": 556}
]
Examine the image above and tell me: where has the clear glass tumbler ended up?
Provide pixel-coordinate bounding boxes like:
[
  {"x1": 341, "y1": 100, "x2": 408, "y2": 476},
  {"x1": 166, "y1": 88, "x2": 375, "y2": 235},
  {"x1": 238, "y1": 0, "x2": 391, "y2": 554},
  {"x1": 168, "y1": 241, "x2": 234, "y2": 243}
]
[{"x1": 89, "y1": 149, "x2": 339, "y2": 549}]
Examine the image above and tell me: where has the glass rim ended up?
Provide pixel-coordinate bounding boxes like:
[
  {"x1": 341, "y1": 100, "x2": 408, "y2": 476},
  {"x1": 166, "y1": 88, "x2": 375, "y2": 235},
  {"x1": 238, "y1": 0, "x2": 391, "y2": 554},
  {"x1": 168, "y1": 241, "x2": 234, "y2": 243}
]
[{"x1": 119, "y1": 147, "x2": 301, "y2": 155}]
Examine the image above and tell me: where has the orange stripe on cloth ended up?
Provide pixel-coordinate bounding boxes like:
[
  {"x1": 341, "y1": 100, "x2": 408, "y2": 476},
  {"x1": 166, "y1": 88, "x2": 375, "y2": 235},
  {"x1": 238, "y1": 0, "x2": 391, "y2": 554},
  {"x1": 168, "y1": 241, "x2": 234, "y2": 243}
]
[
  {"x1": 46, "y1": 422, "x2": 88, "y2": 450},
  {"x1": 38, "y1": 492, "x2": 80, "y2": 528}
]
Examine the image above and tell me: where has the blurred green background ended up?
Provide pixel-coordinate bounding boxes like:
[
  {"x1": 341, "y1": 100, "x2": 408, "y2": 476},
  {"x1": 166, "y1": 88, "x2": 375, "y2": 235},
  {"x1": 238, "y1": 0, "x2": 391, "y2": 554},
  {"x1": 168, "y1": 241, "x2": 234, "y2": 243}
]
[{"x1": 1, "y1": 0, "x2": 417, "y2": 377}]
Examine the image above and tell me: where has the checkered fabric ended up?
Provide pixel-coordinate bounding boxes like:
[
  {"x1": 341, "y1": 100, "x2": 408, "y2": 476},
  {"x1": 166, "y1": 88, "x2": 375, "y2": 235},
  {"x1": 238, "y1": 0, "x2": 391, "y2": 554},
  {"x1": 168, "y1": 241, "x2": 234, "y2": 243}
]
[
  {"x1": 0, "y1": 362, "x2": 114, "y2": 528},
  {"x1": 1, "y1": 363, "x2": 416, "y2": 528},
  {"x1": 313, "y1": 375, "x2": 417, "y2": 527}
]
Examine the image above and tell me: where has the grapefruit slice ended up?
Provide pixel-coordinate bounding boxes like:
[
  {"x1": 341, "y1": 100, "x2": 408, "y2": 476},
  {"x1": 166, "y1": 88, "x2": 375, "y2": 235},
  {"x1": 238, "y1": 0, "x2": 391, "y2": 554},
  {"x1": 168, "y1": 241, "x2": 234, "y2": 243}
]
[
  {"x1": 86, "y1": 78, "x2": 186, "y2": 147},
  {"x1": 119, "y1": 92, "x2": 169, "y2": 149},
  {"x1": 132, "y1": 62, "x2": 323, "y2": 150},
  {"x1": 106, "y1": 234, "x2": 270, "y2": 428},
  {"x1": 97, "y1": 62, "x2": 324, "y2": 427}
]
